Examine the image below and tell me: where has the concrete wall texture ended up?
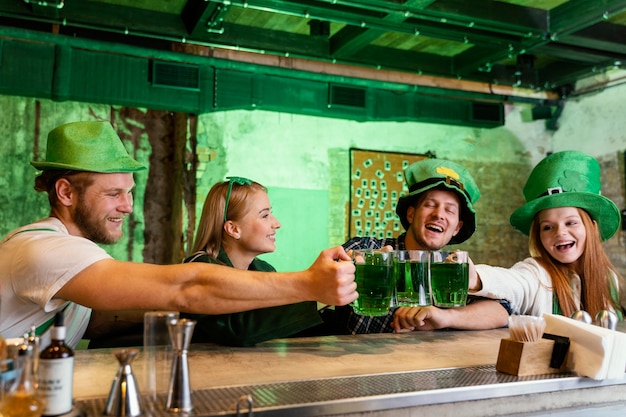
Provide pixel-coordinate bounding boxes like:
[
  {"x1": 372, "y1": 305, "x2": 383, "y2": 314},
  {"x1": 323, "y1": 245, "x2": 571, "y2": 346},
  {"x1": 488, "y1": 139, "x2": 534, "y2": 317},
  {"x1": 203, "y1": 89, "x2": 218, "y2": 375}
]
[{"x1": 1, "y1": 76, "x2": 625, "y2": 279}]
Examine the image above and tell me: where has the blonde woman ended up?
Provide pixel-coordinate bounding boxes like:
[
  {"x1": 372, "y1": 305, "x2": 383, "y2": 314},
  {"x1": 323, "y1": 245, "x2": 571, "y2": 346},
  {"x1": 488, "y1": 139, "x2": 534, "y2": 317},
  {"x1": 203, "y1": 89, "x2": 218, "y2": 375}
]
[{"x1": 183, "y1": 177, "x2": 324, "y2": 346}]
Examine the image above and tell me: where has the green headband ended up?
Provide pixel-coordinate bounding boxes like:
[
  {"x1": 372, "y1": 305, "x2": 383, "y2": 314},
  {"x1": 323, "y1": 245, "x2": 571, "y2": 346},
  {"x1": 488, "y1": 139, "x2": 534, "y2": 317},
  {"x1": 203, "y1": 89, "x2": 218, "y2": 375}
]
[{"x1": 223, "y1": 176, "x2": 253, "y2": 222}]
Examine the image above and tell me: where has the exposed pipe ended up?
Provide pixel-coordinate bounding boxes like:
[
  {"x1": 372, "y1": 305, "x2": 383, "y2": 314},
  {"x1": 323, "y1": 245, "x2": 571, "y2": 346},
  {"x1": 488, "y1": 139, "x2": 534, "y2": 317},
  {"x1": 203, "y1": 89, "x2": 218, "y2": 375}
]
[
  {"x1": 207, "y1": 47, "x2": 558, "y2": 103},
  {"x1": 571, "y1": 71, "x2": 626, "y2": 98}
]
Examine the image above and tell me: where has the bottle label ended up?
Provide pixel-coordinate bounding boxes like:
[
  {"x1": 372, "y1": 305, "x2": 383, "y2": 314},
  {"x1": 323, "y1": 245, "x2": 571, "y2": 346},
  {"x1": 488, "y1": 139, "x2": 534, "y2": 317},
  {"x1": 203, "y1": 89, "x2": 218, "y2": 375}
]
[{"x1": 38, "y1": 356, "x2": 74, "y2": 415}]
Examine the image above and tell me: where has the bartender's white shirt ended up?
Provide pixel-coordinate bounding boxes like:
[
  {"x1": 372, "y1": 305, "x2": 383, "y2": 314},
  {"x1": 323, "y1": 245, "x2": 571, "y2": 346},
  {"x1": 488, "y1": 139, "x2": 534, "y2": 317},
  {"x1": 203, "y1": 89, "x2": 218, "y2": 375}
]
[{"x1": 0, "y1": 217, "x2": 111, "y2": 348}]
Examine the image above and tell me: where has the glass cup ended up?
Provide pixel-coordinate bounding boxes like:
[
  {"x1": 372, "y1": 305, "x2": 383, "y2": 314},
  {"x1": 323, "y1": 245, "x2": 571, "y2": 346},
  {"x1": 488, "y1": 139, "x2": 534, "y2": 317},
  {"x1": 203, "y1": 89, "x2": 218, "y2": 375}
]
[
  {"x1": 0, "y1": 338, "x2": 22, "y2": 401},
  {"x1": 143, "y1": 311, "x2": 179, "y2": 403},
  {"x1": 394, "y1": 250, "x2": 431, "y2": 307},
  {"x1": 351, "y1": 249, "x2": 395, "y2": 317},
  {"x1": 430, "y1": 250, "x2": 469, "y2": 308}
]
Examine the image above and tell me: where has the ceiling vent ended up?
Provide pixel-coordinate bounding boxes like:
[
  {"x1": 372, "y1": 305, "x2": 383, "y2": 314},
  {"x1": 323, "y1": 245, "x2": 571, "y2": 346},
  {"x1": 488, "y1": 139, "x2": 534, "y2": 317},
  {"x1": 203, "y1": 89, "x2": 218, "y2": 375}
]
[
  {"x1": 471, "y1": 102, "x2": 503, "y2": 124},
  {"x1": 150, "y1": 61, "x2": 200, "y2": 90},
  {"x1": 329, "y1": 84, "x2": 366, "y2": 109}
]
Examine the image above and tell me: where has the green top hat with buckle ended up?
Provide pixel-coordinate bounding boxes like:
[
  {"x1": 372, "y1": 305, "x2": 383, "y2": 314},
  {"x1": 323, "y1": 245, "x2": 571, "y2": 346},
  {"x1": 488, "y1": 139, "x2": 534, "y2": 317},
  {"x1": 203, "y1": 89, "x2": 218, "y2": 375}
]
[
  {"x1": 510, "y1": 150, "x2": 620, "y2": 241},
  {"x1": 395, "y1": 158, "x2": 480, "y2": 244},
  {"x1": 31, "y1": 121, "x2": 146, "y2": 173}
]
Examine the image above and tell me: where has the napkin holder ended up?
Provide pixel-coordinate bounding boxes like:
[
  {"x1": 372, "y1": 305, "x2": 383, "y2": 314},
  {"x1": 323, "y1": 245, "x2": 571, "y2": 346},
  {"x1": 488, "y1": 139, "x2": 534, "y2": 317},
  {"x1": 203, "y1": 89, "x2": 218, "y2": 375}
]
[{"x1": 496, "y1": 333, "x2": 570, "y2": 376}]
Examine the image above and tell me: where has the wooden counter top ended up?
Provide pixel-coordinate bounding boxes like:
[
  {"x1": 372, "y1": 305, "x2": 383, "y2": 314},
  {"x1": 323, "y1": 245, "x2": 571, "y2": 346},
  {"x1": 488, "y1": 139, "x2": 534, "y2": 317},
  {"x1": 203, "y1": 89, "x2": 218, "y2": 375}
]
[{"x1": 74, "y1": 328, "x2": 510, "y2": 400}]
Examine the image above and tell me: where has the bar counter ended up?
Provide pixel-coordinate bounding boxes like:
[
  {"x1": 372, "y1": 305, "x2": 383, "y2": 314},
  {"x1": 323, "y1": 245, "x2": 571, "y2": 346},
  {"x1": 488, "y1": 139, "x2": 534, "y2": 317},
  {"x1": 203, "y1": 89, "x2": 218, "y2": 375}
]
[{"x1": 73, "y1": 323, "x2": 626, "y2": 416}]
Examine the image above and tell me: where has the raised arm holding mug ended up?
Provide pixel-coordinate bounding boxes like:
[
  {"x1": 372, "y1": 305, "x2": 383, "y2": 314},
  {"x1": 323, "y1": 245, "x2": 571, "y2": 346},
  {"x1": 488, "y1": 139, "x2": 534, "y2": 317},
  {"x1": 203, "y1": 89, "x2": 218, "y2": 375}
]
[{"x1": 0, "y1": 121, "x2": 356, "y2": 348}]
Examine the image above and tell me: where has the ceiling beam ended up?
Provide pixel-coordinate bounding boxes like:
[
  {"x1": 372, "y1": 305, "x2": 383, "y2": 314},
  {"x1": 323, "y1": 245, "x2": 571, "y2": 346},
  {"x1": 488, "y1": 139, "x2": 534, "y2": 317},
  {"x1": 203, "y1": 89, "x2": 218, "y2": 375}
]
[
  {"x1": 555, "y1": 21, "x2": 626, "y2": 55},
  {"x1": 408, "y1": 0, "x2": 548, "y2": 35},
  {"x1": 207, "y1": 22, "x2": 330, "y2": 57},
  {"x1": 210, "y1": 0, "x2": 536, "y2": 47},
  {"x1": 181, "y1": 0, "x2": 228, "y2": 37},
  {"x1": 534, "y1": 43, "x2": 626, "y2": 64},
  {"x1": 443, "y1": 1, "x2": 626, "y2": 81},
  {"x1": 0, "y1": 0, "x2": 189, "y2": 38},
  {"x1": 548, "y1": 0, "x2": 626, "y2": 38},
  {"x1": 330, "y1": 0, "x2": 437, "y2": 57}
]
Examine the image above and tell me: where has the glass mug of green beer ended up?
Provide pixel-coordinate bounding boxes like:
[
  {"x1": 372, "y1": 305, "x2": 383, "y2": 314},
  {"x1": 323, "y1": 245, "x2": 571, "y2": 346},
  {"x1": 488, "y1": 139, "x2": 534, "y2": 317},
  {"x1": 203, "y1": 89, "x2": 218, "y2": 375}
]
[
  {"x1": 351, "y1": 249, "x2": 395, "y2": 316},
  {"x1": 394, "y1": 250, "x2": 431, "y2": 307},
  {"x1": 430, "y1": 250, "x2": 469, "y2": 308}
]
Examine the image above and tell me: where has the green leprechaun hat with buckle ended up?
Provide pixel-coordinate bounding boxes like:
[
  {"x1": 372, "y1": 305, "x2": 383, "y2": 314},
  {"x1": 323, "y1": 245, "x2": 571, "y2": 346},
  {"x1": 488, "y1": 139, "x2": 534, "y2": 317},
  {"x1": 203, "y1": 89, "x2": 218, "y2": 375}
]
[
  {"x1": 395, "y1": 158, "x2": 480, "y2": 244},
  {"x1": 31, "y1": 121, "x2": 146, "y2": 173},
  {"x1": 510, "y1": 150, "x2": 620, "y2": 241}
]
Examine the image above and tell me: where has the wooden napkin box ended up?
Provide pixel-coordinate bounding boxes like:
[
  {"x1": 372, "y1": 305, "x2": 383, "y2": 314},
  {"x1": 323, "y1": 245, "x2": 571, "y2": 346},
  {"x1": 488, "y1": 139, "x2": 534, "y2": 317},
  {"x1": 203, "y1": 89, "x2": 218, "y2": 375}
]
[{"x1": 496, "y1": 336, "x2": 569, "y2": 376}]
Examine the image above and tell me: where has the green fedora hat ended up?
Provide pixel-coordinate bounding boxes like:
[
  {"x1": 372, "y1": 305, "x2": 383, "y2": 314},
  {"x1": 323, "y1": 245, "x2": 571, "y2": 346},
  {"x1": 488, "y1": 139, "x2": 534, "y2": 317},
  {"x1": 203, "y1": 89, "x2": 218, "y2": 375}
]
[
  {"x1": 395, "y1": 158, "x2": 480, "y2": 244},
  {"x1": 31, "y1": 121, "x2": 146, "y2": 173},
  {"x1": 510, "y1": 150, "x2": 620, "y2": 241}
]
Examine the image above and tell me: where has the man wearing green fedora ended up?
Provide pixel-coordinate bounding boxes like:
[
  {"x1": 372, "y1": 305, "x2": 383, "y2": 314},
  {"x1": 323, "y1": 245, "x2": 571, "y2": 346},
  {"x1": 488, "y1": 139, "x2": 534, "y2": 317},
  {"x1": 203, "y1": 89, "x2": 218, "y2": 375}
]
[
  {"x1": 0, "y1": 121, "x2": 357, "y2": 348},
  {"x1": 335, "y1": 158, "x2": 510, "y2": 334},
  {"x1": 470, "y1": 150, "x2": 624, "y2": 320}
]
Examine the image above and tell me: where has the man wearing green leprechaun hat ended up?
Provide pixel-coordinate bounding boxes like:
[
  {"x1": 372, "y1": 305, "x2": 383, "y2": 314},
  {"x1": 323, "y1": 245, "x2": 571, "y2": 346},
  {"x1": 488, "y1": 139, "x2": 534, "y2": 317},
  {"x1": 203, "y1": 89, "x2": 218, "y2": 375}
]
[
  {"x1": 470, "y1": 150, "x2": 625, "y2": 320},
  {"x1": 0, "y1": 121, "x2": 357, "y2": 348},
  {"x1": 334, "y1": 158, "x2": 511, "y2": 334}
]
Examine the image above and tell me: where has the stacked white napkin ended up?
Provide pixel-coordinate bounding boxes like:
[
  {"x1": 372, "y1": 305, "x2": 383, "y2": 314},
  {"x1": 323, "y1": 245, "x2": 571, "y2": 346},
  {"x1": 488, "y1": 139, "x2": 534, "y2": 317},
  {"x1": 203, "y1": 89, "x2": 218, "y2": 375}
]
[{"x1": 543, "y1": 313, "x2": 626, "y2": 380}]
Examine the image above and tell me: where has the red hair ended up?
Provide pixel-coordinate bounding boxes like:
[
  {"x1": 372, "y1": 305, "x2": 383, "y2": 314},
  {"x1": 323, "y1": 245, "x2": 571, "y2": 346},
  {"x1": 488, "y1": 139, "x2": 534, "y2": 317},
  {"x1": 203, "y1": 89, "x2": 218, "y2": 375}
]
[{"x1": 528, "y1": 208, "x2": 621, "y2": 318}]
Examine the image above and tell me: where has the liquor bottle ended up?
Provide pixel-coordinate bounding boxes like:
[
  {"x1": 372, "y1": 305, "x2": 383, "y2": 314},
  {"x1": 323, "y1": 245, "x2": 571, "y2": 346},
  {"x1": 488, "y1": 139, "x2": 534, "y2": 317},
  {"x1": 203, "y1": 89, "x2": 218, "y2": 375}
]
[
  {"x1": 0, "y1": 342, "x2": 45, "y2": 417},
  {"x1": 38, "y1": 312, "x2": 74, "y2": 416}
]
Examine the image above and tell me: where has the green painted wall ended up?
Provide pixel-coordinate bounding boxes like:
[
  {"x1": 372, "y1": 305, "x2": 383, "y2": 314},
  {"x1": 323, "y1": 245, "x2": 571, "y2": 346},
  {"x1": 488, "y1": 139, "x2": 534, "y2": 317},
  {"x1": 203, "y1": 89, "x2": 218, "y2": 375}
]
[{"x1": 258, "y1": 187, "x2": 330, "y2": 272}]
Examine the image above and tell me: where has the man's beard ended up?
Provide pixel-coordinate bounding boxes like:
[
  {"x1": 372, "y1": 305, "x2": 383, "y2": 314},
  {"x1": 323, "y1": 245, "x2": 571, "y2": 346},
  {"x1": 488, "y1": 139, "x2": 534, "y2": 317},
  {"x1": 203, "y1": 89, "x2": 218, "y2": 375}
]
[{"x1": 74, "y1": 198, "x2": 123, "y2": 245}]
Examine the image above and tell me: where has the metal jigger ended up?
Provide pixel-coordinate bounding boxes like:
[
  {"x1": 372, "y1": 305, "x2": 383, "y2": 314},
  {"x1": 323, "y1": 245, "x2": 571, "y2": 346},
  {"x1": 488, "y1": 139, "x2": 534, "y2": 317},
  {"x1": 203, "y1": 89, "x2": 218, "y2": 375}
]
[
  {"x1": 595, "y1": 310, "x2": 618, "y2": 330},
  {"x1": 166, "y1": 318, "x2": 197, "y2": 413},
  {"x1": 104, "y1": 348, "x2": 143, "y2": 417}
]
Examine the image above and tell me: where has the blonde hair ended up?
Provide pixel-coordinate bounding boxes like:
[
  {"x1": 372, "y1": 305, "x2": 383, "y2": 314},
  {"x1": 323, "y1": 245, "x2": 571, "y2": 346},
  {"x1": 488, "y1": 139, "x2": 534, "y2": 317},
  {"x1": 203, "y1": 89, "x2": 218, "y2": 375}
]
[
  {"x1": 528, "y1": 207, "x2": 621, "y2": 318},
  {"x1": 192, "y1": 179, "x2": 266, "y2": 257}
]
